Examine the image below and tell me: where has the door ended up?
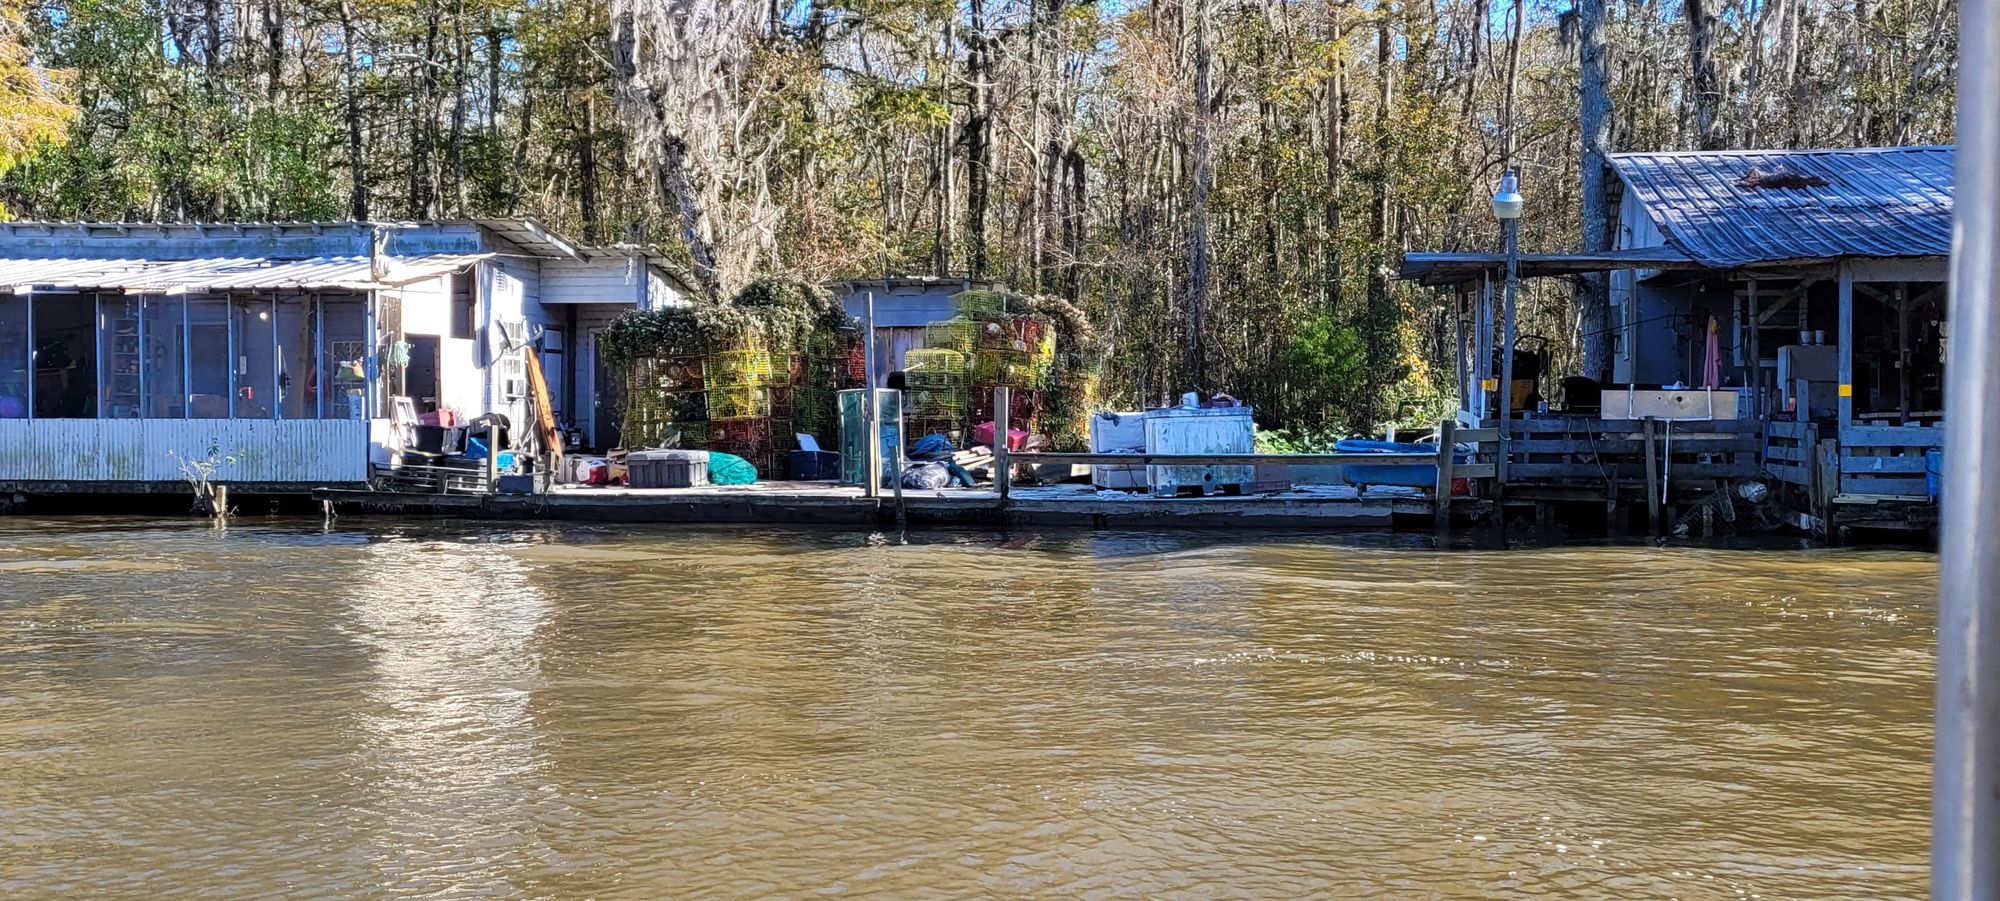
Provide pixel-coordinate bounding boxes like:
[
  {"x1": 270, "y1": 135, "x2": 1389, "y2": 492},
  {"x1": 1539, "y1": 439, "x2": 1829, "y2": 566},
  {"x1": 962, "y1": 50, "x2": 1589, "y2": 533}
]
[
  {"x1": 405, "y1": 335, "x2": 441, "y2": 413},
  {"x1": 539, "y1": 328, "x2": 565, "y2": 423},
  {"x1": 590, "y1": 329, "x2": 623, "y2": 450}
]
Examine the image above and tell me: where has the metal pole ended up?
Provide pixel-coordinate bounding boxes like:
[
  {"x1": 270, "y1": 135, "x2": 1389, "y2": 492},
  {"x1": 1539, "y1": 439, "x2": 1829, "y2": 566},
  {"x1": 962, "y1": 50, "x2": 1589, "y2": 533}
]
[
  {"x1": 863, "y1": 291, "x2": 880, "y2": 499},
  {"x1": 1936, "y1": 0, "x2": 2000, "y2": 887},
  {"x1": 1497, "y1": 219, "x2": 1519, "y2": 486},
  {"x1": 994, "y1": 386, "x2": 1011, "y2": 508},
  {"x1": 1477, "y1": 274, "x2": 1494, "y2": 422}
]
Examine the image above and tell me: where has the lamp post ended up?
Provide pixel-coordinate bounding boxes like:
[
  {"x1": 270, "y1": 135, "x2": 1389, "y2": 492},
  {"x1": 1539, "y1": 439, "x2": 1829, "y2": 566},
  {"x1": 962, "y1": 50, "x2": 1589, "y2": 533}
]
[{"x1": 1492, "y1": 170, "x2": 1523, "y2": 484}]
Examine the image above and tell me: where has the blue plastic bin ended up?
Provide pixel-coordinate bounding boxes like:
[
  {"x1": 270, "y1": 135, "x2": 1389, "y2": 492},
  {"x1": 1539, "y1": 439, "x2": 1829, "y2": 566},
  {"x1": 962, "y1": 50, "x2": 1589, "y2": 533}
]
[
  {"x1": 788, "y1": 449, "x2": 842, "y2": 480},
  {"x1": 1336, "y1": 439, "x2": 1462, "y2": 489}
]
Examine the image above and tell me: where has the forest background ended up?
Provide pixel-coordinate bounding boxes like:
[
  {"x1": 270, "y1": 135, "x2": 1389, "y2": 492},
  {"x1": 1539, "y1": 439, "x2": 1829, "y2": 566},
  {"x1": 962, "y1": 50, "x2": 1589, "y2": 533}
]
[{"x1": 0, "y1": 0, "x2": 1959, "y2": 432}]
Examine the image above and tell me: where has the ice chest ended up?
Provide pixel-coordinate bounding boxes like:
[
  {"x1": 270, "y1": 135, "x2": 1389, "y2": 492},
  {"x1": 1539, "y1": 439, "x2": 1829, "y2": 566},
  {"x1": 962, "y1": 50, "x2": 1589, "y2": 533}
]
[
  {"x1": 627, "y1": 449, "x2": 709, "y2": 488},
  {"x1": 788, "y1": 449, "x2": 842, "y2": 480}
]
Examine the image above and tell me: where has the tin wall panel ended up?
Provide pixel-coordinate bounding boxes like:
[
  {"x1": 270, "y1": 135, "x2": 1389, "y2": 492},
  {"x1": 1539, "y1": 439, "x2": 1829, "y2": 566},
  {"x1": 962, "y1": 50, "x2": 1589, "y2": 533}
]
[{"x1": 0, "y1": 419, "x2": 366, "y2": 483}]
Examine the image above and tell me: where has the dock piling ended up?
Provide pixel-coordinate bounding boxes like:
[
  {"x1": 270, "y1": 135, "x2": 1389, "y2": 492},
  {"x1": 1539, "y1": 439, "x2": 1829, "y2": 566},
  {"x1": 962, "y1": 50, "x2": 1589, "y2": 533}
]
[
  {"x1": 1433, "y1": 419, "x2": 1456, "y2": 536},
  {"x1": 994, "y1": 387, "x2": 1011, "y2": 509},
  {"x1": 1643, "y1": 416, "x2": 1662, "y2": 536}
]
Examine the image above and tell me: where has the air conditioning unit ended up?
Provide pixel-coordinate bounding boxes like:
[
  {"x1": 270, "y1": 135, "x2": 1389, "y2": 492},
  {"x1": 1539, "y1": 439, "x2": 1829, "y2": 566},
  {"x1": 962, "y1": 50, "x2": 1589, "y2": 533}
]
[{"x1": 501, "y1": 376, "x2": 528, "y2": 400}]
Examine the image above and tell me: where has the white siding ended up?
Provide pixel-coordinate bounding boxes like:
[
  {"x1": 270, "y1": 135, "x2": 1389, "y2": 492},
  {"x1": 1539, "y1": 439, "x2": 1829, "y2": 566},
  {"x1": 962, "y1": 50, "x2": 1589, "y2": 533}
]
[
  {"x1": 543, "y1": 258, "x2": 644, "y2": 306},
  {"x1": 478, "y1": 257, "x2": 553, "y2": 429},
  {"x1": 0, "y1": 419, "x2": 369, "y2": 483},
  {"x1": 646, "y1": 268, "x2": 691, "y2": 309}
]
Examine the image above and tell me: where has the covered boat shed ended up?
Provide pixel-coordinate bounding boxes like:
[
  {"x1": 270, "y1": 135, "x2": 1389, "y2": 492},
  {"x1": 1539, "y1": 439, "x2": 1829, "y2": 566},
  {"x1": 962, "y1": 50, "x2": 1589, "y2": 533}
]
[{"x1": 1402, "y1": 145, "x2": 1952, "y2": 537}]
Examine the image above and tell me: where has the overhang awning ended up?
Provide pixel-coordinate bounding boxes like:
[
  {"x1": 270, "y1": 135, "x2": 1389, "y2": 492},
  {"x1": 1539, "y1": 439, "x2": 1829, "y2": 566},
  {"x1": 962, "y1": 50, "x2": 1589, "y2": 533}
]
[
  {"x1": 0, "y1": 253, "x2": 491, "y2": 293},
  {"x1": 1396, "y1": 246, "x2": 1706, "y2": 287}
]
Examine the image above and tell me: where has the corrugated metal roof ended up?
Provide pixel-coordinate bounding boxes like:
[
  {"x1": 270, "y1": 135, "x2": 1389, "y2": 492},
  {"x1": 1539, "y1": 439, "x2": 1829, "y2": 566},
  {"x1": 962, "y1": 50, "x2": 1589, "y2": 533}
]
[
  {"x1": 1397, "y1": 246, "x2": 1700, "y2": 285},
  {"x1": 1610, "y1": 146, "x2": 1953, "y2": 268},
  {"x1": 0, "y1": 253, "x2": 489, "y2": 292}
]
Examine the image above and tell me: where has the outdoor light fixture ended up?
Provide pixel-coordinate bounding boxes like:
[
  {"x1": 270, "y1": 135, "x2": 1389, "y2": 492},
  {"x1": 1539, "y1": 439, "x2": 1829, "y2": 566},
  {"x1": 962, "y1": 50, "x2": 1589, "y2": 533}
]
[
  {"x1": 1495, "y1": 169, "x2": 1523, "y2": 433},
  {"x1": 1491, "y1": 170, "x2": 1524, "y2": 220}
]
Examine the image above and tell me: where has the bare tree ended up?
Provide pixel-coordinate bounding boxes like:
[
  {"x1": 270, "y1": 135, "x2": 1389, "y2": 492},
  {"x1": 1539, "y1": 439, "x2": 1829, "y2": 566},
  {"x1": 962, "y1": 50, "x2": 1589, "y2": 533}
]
[
  {"x1": 1577, "y1": 0, "x2": 1613, "y2": 378},
  {"x1": 609, "y1": 0, "x2": 781, "y2": 298}
]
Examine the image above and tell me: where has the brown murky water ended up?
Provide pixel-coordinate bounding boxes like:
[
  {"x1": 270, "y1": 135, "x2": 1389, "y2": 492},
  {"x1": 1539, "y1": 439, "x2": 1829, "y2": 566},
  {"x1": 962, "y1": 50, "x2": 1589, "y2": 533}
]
[{"x1": 0, "y1": 520, "x2": 1935, "y2": 898}]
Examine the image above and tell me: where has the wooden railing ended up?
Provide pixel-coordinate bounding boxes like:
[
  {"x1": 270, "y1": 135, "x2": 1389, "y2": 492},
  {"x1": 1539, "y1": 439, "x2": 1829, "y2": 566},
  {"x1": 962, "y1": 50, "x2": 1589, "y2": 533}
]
[
  {"x1": 1763, "y1": 420, "x2": 1818, "y2": 488},
  {"x1": 982, "y1": 389, "x2": 1499, "y2": 532},
  {"x1": 1496, "y1": 417, "x2": 1762, "y2": 485},
  {"x1": 1837, "y1": 424, "x2": 1941, "y2": 498}
]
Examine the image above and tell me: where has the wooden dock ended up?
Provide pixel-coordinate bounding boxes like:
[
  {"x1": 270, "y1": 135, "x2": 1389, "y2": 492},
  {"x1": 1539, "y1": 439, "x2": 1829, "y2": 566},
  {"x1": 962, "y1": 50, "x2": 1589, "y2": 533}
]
[{"x1": 316, "y1": 481, "x2": 1462, "y2": 530}]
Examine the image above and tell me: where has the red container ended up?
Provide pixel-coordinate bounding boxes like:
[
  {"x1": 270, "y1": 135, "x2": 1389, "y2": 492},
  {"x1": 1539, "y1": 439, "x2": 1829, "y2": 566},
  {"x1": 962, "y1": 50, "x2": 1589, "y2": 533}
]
[{"x1": 973, "y1": 422, "x2": 1030, "y2": 450}]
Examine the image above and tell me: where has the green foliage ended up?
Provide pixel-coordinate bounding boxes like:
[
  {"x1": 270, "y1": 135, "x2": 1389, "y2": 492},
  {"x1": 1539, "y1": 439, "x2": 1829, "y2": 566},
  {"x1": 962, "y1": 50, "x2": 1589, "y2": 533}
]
[
  {"x1": 1275, "y1": 314, "x2": 1371, "y2": 431},
  {"x1": 600, "y1": 276, "x2": 855, "y2": 365},
  {"x1": 1254, "y1": 426, "x2": 1347, "y2": 454}
]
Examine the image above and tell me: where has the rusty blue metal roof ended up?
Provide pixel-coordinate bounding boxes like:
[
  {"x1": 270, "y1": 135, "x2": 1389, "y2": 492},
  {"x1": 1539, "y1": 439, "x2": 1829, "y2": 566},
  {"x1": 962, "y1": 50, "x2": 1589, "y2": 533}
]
[
  {"x1": 1611, "y1": 146, "x2": 1953, "y2": 268},
  {"x1": 0, "y1": 253, "x2": 489, "y2": 291}
]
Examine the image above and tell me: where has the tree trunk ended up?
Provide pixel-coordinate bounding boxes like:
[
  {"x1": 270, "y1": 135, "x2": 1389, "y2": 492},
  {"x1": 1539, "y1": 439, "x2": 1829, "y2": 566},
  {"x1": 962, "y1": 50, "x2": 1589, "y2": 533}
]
[
  {"x1": 1577, "y1": 0, "x2": 1613, "y2": 379},
  {"x1": 962, "y1": 6, "x2": 992, "y2": 279},
  {"x1": 578, "y1": 97, "x2": 600, "y2": 245},
  {"x1": 610, "y1": 9, "x2": 723, "y2": 298},
  {"x1": 1501, "y1": 0, "x2": 1523, "y2": 166},
  {"x1": 449, "y1": 0, "x2": 471, "y2": 216},
  {"x1": 1324, "y1": 1, "x2": 1348, "y2": 315},
  {"x1": 1188, "y1": 0, "x2": 1215, "y2": 386},
  {"x1": 263, "y1": 0, "x2": 283, "y2": 99},
  {"x1": 337, "y1": 0, "x2": 369, "y2": 220},
  {"x1": 1685, "y1": 0, "x2": 1722, "y2": 149}
]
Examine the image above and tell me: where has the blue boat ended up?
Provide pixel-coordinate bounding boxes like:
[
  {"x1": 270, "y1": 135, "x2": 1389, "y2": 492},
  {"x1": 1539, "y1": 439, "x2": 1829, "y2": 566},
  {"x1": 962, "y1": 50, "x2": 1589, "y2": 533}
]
[{"x1": 1335, "y1": 439, "x2": 1460, "y2": 490}]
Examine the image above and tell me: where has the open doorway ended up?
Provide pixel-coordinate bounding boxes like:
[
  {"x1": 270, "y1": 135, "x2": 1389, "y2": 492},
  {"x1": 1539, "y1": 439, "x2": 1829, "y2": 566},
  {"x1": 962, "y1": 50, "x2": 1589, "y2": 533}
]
[
  {"x1": 32, "y1": 295, "x2": 97, "y2": 418},
  {"x1": 591, "y1": 329, "x2": 623, "y2": 450},
  {"x1": 405, "y1": 335, "x2": 441, "y2": 413}
]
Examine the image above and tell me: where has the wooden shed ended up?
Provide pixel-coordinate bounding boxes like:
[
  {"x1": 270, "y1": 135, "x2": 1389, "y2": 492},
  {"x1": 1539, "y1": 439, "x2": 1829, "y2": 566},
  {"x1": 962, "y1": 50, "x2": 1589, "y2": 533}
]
[{"x1": 1400, "y1": 146, "x2": 1952, "y2": 540}]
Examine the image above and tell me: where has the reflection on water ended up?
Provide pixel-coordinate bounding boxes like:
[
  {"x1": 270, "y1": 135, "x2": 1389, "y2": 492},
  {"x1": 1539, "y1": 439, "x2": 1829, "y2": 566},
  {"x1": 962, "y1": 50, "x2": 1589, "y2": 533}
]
[{"x1": 0, "y1": 520, "x2": 1935, "y2": 897}]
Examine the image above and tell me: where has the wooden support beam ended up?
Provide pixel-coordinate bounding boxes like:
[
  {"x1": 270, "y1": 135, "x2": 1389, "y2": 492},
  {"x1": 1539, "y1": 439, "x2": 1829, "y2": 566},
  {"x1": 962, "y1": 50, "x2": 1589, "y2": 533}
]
[
  {"x1": 1757, "y1": 277, "x2": 1820, "y2": 325},
  {"x1": 1643, "y1": 416, "x2": 1662, "y2": 535},
  {"x1": 1434, "y1": 419, "x2": 1456, "y2": 536},
  {"x1": 1838, "y1": 262, "x2": 1854, "y2": 433}
]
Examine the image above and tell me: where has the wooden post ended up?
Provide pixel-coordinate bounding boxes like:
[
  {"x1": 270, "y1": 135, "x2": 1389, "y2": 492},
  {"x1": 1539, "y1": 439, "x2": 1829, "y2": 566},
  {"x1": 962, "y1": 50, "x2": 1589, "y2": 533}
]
[
  {"x1": 1476, "y1": 275, "x2": 1494, "y2": 422},
  {"x1": 1896, "y1": 283, "x2": 1912, "y2": 420},
  {"x1": 1433, "y1": 419, "x2": 1456, "y2": 535},
  {"x1": 1643, "y1": 415, "x2": 1662, "y2": 535},
  {"x1": 892, "y1": 389, "x2": 905, "y2": 523},
  {"x1": 994, "y1": 386, "x2": 1011, "y2": 508},
  {"x1": 485, "y1": 418, "x2": 499, "y2": 491},
  {"x1": 211, "y1": 484, "x2": 228, "y2": 519},
  {"x1": 1837, "y1": 261, "x2": 1854, "y2": 437},
  {"x1": 1453, "y1": 286, "x2": 1470, "y2": 414},
  {"x1": 1748, "y1": 278, "x2": 1761, "y2": 418},
  {"x1": 863, "y1": 291, "x2": 880, "y2": 499}
]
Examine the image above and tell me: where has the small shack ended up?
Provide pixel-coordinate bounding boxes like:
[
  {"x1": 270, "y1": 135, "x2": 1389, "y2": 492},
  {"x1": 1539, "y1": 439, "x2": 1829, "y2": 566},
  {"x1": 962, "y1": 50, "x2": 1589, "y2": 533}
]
[
  {"x1": 1402, "y1": 146, "x2": 1951, "y2": 540},
  {"x1": 834, "y1": 277, "x2": 998, "y2": 384},
  {"x1": 0, "y1": 219, "x2": 691, "y2": 494}
]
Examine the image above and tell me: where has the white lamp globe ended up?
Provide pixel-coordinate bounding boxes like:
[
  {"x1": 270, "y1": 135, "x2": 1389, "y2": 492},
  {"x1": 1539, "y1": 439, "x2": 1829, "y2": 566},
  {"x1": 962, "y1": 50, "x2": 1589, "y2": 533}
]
[{"x1": 1491, "y1": 170, "x2": 1524, "y2": 220}]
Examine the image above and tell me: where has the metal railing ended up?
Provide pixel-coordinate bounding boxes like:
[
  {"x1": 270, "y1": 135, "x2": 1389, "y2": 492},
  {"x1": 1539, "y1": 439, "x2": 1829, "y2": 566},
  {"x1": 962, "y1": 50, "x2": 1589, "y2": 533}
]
[{"x1": 983, "y1": 388, "x2": 1492, "y2": 532}]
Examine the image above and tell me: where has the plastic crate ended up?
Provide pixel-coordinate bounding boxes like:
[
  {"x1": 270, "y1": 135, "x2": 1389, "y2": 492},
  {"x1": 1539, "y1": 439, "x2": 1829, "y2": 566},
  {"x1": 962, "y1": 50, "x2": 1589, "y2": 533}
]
[{"x1": 628, "y1": 449, "x2": 710, "y2": 488}]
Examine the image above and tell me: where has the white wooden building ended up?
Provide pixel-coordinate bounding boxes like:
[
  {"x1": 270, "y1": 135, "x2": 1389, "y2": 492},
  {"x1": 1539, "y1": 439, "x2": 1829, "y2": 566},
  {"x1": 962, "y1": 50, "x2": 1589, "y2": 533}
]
[{"x1": 0, "y1": 219, "x2": 690, "y2": 490}]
